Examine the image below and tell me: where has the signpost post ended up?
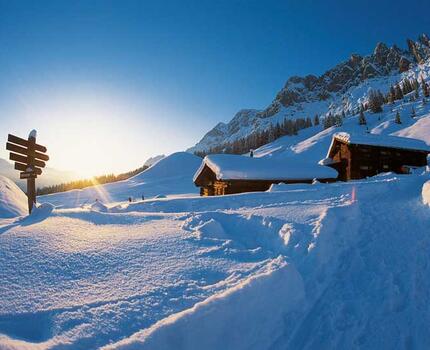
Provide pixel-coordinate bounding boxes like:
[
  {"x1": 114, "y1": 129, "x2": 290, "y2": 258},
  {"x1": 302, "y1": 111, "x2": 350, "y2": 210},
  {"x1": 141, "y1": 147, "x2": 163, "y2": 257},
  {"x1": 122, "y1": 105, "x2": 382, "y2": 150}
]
[{"x1": 6, "y1": 130, "x2": 49, "y2": 214}]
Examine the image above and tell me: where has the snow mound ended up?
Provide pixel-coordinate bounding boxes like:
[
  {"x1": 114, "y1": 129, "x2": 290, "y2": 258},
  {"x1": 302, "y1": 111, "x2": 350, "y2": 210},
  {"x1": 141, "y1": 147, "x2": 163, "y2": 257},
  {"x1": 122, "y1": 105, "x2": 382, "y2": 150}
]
[
  {"x1": 393, "y1": 115, "x2": 430, "y2": 146},
  {"x1": 131, "y1": 152, "x2": 201, "y2": 182},
  {"x1": 192, "y1": 218, "x2": 227, "y2": 240},
  {"x1": 422, "y1": 180, "x2": 430, "y2": 206},
  {"x1": 0, "y1": 175, "x2": 28, "y2": 218},
  {"x1": 103, "y1": 257, "x2": 304, "y2": 350},
  {"x1": 90, "y1": 200, "x2": 109, "y2": 212}
]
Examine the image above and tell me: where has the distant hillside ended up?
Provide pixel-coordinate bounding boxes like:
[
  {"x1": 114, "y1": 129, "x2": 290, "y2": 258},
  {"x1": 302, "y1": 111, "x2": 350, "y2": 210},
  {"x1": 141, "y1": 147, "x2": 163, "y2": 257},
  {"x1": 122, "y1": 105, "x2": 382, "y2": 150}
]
[
  {"x1": 38, "y1": 152, "x2": 202, "y2": 208},
  {"x1": 0, "y1": 157, "x2": 78, "y2": 190}
]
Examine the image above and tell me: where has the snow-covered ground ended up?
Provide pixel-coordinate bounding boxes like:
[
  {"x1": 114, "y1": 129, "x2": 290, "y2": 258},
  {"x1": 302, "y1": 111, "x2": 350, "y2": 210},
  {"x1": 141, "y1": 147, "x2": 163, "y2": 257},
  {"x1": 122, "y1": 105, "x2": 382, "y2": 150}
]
[
  {"x1": 1, "y1": 164, "x2": 430, "y2": 349},
  {"x1": 0, "y1": 175, "x2": 28, "y2": 218}
]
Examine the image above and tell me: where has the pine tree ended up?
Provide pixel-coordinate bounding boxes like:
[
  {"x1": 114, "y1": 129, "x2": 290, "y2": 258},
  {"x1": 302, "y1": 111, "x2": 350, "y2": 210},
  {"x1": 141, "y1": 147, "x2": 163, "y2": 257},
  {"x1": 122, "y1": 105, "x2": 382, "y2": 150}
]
[
  {"x1": 314, "y1": 114, "x2": 320, "y2": 126},
  {"x1": 394, "y1": 84, "x2": 404, "y2": 100},
  {"x1": 402, "y1": 79, "x2": 412, "y2": 95},
  {"x1": 387, "y1": 85, "x2": 396, "y2": 103},
  {"x1": 421, "y1": 78, "x2": 429, "y2": 97},
  {"x1": 395, "y1": 111, "x2": 402, "y2": 124},
  {"x1": 412, "y1": 78, "x2": 419, "y2": 91},
  {"x1": 358, "y1": 110, "x2": 367, "y2": 125},
  {"x1": 335, "y1": 114, "x2": 343, "y2": 127},
  {"x1": 368, "y1": 89, "x2": 384, "y2": 113},
  {"x1": 415, "y1": 87, "x2": 419, "y2": 99},
  {"x1": 411, "y1": 106, "x2": 416, "y2": 118},
  {"x1": 342, "y1": 110, "x2": 346, "y2": 118}
]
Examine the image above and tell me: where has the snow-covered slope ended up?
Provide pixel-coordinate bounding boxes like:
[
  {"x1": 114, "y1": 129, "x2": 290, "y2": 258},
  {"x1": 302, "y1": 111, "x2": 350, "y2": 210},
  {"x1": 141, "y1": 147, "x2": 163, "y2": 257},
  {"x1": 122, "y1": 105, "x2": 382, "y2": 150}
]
[
  {"x1": 38, "y1": 152, "x2": 202, "y2": 208},
  {"x1": 0, "y1": 175, "x2": 28, "y2": 218},
  {"x1": 188, "y1": 34, "x2": 430, "y2": 154},
  {"x1": 1, "y1": 170, "x2": 430, "y2": 349}
]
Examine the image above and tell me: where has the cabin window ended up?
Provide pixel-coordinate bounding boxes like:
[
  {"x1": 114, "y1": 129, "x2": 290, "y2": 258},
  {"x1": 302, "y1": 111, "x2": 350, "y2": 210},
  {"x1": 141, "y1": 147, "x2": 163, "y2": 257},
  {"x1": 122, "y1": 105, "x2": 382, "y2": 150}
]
[
  {"x1": 383, "y1": 165, "x2": 389, "y2": 170},
  {"x1": 360, "y1": 165, "x2": 372, "y2": 170},
  {"x1": 380, "y1": 150, "x2": 390, "y2": 155},
  {"x1": 360, "y1": 147, "x2": 371, "y2": 153}
]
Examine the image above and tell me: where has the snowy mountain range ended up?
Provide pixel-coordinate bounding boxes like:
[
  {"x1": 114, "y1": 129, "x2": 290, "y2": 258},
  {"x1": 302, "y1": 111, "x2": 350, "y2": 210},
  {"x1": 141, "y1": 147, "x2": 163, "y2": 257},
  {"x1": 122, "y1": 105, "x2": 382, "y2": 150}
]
[
  {"x1": 0, "y1": 157, "x2": 77, "y2": 189},
  {"x1": 188, "y1": 33, "x2": 430, "y2": 153}
]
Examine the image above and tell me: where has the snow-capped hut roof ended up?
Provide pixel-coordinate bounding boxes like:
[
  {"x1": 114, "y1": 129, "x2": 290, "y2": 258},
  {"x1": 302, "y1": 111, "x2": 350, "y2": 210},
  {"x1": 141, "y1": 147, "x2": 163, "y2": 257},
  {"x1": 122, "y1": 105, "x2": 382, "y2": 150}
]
[
  {"x1": 329, "y1": 132, "x2": 430, "y2": 155},
  {"x1": 194, "y1": 154, "x2": 338, "y2": 185}
]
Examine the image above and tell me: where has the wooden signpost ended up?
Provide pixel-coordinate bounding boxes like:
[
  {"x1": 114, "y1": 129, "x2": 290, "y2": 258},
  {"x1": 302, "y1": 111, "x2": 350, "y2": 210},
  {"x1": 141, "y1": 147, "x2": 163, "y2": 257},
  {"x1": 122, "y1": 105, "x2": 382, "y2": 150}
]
[{"x1": 6, "y1": 130, "x2": 49, "y2": 214}]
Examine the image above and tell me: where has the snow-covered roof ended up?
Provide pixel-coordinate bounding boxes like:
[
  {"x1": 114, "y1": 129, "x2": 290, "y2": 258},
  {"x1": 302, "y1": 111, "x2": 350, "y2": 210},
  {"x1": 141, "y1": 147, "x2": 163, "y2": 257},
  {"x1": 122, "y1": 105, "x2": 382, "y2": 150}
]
[
  {"x1": 332, "y1": 132, "x2": 430, "y2": 152},
  {"x1": 194, "y1": 154, "x2": 338, "y2": 182}
]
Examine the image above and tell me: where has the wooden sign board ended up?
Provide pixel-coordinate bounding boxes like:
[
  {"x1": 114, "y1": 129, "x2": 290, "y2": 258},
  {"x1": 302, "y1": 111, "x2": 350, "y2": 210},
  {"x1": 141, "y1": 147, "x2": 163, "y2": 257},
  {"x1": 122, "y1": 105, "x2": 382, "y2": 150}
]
[
  {"x1": 5, "y1": 131, "x2": 49, "y2": 214},
  {"x1": 20, "y1": 172, "x2": 37, "y2": 179}
]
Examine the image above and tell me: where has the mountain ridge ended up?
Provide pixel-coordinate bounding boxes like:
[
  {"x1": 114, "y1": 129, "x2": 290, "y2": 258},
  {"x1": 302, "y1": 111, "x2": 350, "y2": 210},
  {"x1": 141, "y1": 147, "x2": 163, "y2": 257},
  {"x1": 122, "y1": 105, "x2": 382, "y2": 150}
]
[{"x1": 188, "y1": 33, "x2": 430, "y2": 154}]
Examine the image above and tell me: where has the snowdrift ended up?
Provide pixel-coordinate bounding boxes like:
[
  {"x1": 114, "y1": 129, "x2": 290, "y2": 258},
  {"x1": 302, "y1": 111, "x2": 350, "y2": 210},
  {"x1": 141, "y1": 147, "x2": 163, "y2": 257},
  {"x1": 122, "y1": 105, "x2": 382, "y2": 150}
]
[
  {"x1": 104, "y1": 257, "x2": 304, "y2": 350},
  {"x1": 39, "y1": 152, "x2": 202, "y2": 208},
  {"x1": 0, "y1": 175, "x2": 28, "y2": 218}
]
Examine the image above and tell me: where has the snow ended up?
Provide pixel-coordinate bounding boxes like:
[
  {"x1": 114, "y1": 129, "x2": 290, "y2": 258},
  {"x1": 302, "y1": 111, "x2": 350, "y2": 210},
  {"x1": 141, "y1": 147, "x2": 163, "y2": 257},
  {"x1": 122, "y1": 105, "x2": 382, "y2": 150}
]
[
  {"x1": 394, "y1": 115, "x2": 430, "y2": 145},
  {"x1": 38, "y1": 152, "x2": 202, "y2": 208},
  {"x1": 103, "y1": 257, "x2": 304, "y2": 350},
  {"x1": 422, "y1": 180, "x2": 430, "y2": 206},
  {"x1": 28, "y1": 129, "x2": 37, "y2": 139},
  {"x1": 332, "y1": 131, "x2": 430, "y2": 152},
  {"x1": 194, "y1": 154, "x2": 338, "y2": 182},
  {"x1": 143, "y1": 155, "x2": 165, "y2": 168},
  {"x1": 1, "y1": 169, "x2": 430, "y2": 349},
  {"x1": 0, "y1": 175, "x2": 28, "y2": 218}
]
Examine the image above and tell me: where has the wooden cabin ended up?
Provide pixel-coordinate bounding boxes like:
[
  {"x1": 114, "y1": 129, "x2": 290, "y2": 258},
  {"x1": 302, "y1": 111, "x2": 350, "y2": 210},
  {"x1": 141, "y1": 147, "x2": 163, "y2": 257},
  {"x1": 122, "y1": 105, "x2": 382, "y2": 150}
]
[
  {"x1": 193, "y1": 154, "x2": 338, "y2": 196},
  {"x1": 322, "y1": 132, "x2": 430, "y2": 181}
]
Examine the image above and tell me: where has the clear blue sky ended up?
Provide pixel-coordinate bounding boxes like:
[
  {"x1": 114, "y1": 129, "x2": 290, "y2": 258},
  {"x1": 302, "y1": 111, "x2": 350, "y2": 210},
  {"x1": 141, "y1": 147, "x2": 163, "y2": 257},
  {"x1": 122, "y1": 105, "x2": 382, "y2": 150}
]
[{"x1": 0, "y1": 0, "x2": 429, "y2": 176}]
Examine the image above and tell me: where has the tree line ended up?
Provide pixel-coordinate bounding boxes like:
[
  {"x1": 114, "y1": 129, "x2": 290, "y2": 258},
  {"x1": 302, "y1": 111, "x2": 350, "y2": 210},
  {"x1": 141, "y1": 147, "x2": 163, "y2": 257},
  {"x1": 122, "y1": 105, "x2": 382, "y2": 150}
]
[
  {"x1": 194, "y1": 117, "x2": 315, "y2": 157},
  {"x1": 36, "y1": 165, "x2": 149, "y2": 195}
]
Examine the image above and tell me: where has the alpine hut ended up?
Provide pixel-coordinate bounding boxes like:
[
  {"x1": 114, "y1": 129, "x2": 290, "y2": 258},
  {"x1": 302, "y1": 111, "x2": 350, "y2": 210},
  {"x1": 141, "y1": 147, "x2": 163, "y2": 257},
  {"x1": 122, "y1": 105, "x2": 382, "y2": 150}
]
[
  {"x1": 322, "y1": 132, "x2": 430, "y2": 181},
  {"x1": 193, "y1": 154, "x2": 338, "y2": 196}
]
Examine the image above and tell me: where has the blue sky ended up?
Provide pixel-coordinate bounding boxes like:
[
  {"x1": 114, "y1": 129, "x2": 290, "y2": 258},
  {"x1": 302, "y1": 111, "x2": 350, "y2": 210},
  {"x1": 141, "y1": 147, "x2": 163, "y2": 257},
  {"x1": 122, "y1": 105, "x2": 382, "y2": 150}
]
[{"x1": 0, "y1": 0, "x2": 429, "y2": 176}]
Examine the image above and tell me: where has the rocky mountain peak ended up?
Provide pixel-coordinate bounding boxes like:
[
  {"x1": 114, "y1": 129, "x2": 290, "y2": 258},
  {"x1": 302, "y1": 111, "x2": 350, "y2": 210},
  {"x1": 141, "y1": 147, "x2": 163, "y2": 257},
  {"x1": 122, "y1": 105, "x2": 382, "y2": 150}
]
[{"x1": 188, "y1": 33, "x2": 430, "y2": 154}]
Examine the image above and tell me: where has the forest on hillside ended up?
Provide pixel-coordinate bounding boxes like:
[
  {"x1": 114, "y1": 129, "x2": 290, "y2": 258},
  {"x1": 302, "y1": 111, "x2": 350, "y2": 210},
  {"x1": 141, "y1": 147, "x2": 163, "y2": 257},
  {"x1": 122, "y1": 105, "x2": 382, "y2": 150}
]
[{"x1": 37, "y1": 165, "x2": 148, "y2": 195}]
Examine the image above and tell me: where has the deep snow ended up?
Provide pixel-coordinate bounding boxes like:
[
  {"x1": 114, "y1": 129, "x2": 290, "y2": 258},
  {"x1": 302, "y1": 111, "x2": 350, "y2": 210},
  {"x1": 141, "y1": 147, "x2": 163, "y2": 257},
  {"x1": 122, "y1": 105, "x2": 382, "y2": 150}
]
[
  {"x1": 0, "y1": 175, "x2": 28, "y2": 218},
  {"x1": 1, "y1": 168, "x2": 430, "y2": 349}
]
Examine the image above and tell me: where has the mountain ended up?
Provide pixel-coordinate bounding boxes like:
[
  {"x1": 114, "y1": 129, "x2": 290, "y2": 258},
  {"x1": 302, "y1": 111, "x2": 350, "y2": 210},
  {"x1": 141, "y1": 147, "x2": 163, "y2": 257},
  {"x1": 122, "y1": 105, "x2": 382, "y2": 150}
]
[
  {"x1": 0, "y1": 157, "x2": 78, "y2": 190},
  {"x1": 188, "y1": 33, "x2": 430, "y2": 154},
  {"x1": 144, "y1": 154, "x2": 166, "y2": 167}
]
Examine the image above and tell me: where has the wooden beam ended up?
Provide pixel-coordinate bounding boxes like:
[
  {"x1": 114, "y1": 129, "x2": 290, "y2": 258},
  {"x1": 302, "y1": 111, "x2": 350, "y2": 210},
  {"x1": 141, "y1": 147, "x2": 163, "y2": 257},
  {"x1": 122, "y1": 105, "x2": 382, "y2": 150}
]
[
  {"x1": 8, "y1": 134, "x2": 47, "y2": 153},
  {"x1": 6, "y1": 142, "x2": 28, "y2": 156},
  {"x1": 34, "y1": 151, "x2": 49, "y2": 161},
  {"x1": 14, "y1": 162, "x2": 42, "y2": 175},
  {"x1": 9, "y1": 152, "x2": 46, "y2": 168},
  {"x1": 6, "y1": 142, "x2": 49, "y2": 161}
]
